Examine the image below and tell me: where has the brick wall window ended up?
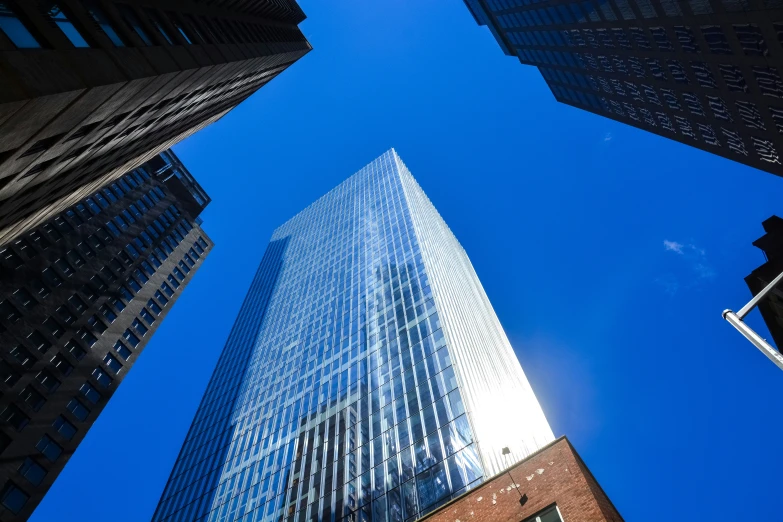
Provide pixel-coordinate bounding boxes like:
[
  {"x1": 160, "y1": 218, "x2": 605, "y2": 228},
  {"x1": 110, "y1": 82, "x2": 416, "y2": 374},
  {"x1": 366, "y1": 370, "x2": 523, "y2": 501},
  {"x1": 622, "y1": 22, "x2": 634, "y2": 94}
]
[{"x1": 523, "y1": 505, "x2": 564, "y2": 522}]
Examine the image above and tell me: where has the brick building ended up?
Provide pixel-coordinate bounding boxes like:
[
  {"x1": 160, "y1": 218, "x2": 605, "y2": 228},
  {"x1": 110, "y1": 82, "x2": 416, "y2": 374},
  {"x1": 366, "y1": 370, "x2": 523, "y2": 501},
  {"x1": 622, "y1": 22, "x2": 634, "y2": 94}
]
[
  {"x1": 421, "y1": 437, "x2": 623, "y2": 522},
  {"x1": 0, "y1": 0, "x2": 310, "y2": 246}
]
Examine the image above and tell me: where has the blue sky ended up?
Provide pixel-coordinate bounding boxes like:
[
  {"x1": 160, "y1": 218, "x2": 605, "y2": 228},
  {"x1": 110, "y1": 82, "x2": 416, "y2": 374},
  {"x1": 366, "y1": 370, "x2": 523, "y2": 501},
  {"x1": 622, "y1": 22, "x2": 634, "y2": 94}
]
[{"x1": 31, "y1": 1, "x2": 783, "y2": 521}]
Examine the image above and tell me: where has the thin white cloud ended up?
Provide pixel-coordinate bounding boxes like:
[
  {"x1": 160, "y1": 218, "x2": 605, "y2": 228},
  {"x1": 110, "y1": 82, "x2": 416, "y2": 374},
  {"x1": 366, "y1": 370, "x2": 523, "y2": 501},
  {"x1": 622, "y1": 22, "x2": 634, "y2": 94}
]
[
  {"x1": 663, "y1": 240, "x2": 684, "y2": 254},
  {"x1": 658, "y1": 239, "x2": 715, "y2": 294},
  {"x1": 603, "y1": 132, "x2": 613, "y2": 142}
]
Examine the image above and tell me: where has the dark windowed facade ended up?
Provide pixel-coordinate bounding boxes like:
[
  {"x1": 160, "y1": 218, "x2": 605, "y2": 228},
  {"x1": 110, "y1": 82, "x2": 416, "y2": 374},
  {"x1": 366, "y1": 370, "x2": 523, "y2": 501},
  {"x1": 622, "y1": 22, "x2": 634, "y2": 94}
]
[
  {"x1": 745, "y1": 215, "x2": 783, "y2": 349},
  {"x1": 464, "y1": 0, "x2": 783, "y2": 175},
  {"x1": 0, "y1": 149, "x2": 212, "y2": 521},
  {"x1": 152, "y1": 150, "x2": 552, "y2": 522},
  {"x1": 0, "y1": 0, "x2": 310, "y2": 246}
]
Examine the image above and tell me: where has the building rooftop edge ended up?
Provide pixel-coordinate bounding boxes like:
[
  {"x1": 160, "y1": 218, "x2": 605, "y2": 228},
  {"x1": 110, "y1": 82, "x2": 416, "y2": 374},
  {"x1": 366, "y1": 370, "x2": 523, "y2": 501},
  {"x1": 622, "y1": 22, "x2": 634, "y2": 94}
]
[{"x1": 271, "y1": 148, "x2": 400, "y2": 234}]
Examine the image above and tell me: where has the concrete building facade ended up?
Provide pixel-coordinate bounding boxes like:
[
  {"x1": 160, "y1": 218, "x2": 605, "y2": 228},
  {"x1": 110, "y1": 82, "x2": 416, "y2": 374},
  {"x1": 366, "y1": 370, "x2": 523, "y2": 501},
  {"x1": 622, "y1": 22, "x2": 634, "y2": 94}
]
[
  {"x1": 0, "y1": 0, "x2": 309, "y2": 245},
  {"x1": 0, "y1": 149, "x2": 212, "y2": 521},
  {"x1": 464, "y1": 0, "x2": 783, "y2": 176}
]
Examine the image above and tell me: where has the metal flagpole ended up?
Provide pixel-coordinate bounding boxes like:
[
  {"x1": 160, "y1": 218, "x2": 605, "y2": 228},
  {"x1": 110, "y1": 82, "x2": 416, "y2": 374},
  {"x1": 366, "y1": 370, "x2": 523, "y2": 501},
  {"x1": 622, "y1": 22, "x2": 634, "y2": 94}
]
[{"x1": 723, "y1": 269, "x2": 783, "y2": 372}]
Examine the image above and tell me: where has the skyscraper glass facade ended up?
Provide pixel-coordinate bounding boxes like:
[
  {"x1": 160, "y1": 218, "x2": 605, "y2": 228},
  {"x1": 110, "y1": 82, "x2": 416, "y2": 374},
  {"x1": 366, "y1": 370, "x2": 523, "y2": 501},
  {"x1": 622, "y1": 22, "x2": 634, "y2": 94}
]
[{"x1": 153, "y1": 149, "x2": 553, "y2": 522}]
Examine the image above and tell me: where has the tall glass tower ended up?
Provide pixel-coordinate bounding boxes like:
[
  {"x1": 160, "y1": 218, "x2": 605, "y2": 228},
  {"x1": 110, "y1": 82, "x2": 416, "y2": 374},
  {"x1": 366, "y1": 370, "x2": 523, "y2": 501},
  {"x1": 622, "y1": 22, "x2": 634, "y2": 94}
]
[{"x1": 153, "y1": 149, "x2": 553, "y2": 522}]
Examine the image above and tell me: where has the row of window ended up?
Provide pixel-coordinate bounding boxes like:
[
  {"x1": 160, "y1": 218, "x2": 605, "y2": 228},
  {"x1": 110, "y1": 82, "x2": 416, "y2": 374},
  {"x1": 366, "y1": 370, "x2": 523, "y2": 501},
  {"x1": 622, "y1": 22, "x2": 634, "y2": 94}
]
[
  {"x1": 520, "y1": 46, "x2": 783, "y2": 100},
  {"x1": 509, "y1": 24, "x2": 780, "y2": 59},
  {"x1": 490, "y1": 0, "x2": 749, "y2": 21},
  {"x1": 552, "y1": 84, "x2": 781, "y2": 162},
  {"x1": 541, "y1": 66, "x2": 783, "y2": 135},
  {"x1": 0, "y1": 167, "x2": 155, "y2": 269},
  {"x1": 0, "y1": 230, "x2": 208, "y2": 515},
  {"x1": 0, "y1": 1, "x2": 301, "y2": 51}
]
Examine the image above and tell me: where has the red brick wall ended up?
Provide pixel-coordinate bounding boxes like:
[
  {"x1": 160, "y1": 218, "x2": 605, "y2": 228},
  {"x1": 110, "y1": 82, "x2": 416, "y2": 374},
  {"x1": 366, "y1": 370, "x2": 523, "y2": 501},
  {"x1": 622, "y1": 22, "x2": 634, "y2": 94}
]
[{"x1": 422, "y1": 437, "x2": 622, "y2": 522}]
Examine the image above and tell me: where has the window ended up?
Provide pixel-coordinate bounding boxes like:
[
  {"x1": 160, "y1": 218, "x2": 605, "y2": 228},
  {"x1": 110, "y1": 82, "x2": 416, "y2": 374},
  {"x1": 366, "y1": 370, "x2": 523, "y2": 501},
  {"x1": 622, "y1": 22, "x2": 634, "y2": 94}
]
[
  {"x1": 0, "y1": 2, "x2": 41, "y2": 48},
  {"x1": 127, "y1": 277, "x2": 142, "y2": 293},
  {"x1": 123, "y1": 329, "x2": 140, "y2": 348},
  {"x1": 103, "y1": 353, "x2": 122, "y2": 374},
  {"x1": 132, "y1": 318, "x2": 148, "y2": 336},
  {"x1": 133, "y1": 268, "x2": 149, "y2": 284},
  {"x1": 734, "y1": 24, "x2": 767, "y2": 56},
  {"x1": 0, "y1": 481, "x2": 29, "y2": 514},
  {"x1": 43, "y1": 317, "x2": 64, "y2": 338},
  {"x1": 36, "y1": 435, "x2": 62, "y2": 462},
  {"x1": 77, "y1": 328, "x2": 97, "y2": 348},
  {"x1": 77, "y1": 241, "x2": 96, "y2": 258},
  {"x1": 120, "y1": 286, "x2": 134, "y2": 302},
  {"x1": 66, "y1": 398, "x2": 89, "y2": 421},
  {"x1": 42, "y1": 224, "x2": 62, "y2": 243},
  {"x1": 52, "y1": 415, "x2": 76, "y2": 440},
  {"x1": 701, "y1": 25, "x2": 732, "y2": 54},
  {"x1": 68, "y1": 294, "x2": 87, "y2": 314},
  {"x1": 79, "y1": 382, "x2": 101, "y2": 404},
  {"x1": 87, "y1": 315, "x2": 107, "y2": 334},
  {"x1": 0, "y1": 361, "x2": 20, "y2": 387},
  {"x1": 92, "y1": 367, "x2": 112, "y2": 388},
  {"x1": 147, "y1": 299, "x2": 162, "y2": 315},
  {"x1": 35, "y1": 370, "x2": 60, "y2": 393},
  {"x1": 112, "y1": 298, "x2": 126, "y2": 312},
  {"x1": 167, "y1": 274, "x2": 180, "y2": 289},
  {"x1": 0, "y1": 247, "x2": 23, "y2": 269},
  {"x1": 30, "y1": 231, "x2": 50, "y2": 250},
  {"x1": 12, "y1": 288, "x2": 35, "y2": 310},
  {"x1": 56, "y1": 305, "x2": 75, "y2": 325},
  {"x1": 114, "y1": 341, "x2": 132, "y2": 360},
  {"x1": 66, "y1": 249, "x2": 85, "y2": 268},
  {"x1": 50, "y1": 353, "x2": 73, "y2": 376},
  {"x1": 85, "y1": 3, "x2": 124, "y2": 46},
  {"x1": 64, "y1": 340, "x2": 85, "y2": 361},
  {"x1": 178, "y1": 260, "x2": 190, "y2": 274},
  {"x1": 140, "y1": 260, "x2": 155, "y2": 277},
  {"x1": 18, "y1": 457, "x2": 46, "y2": 487},
  {"x1": 0, "y1": 404, "x2": 28, "y2": 431},
  {"x1": 140, "y1": 307, "x2": 155, "y2": 325},
  {"x1": 54, "y1": 257, "x2": 75, "y2": 277},
  {"x1": 156, "y1": 288, "x2": 170, "y2": 304},
  {"x1": 100, "y1": 266, "x2": 117, "y2": 283},
  {"x1": 105, "y1": 220, "x2": 121, "y2": 237},
  {"x1": 9, "y1": 345, "x2": 35, "y2": 369},
  {"x1": 0, "y1": 299, "x2": 21, "y2": 323},
  {"x1": 523, "y1": 505, "x2": 563, "y2": 522},
  {"x1": 46, "y1": 4, "x2": 90, "y2": 47},
  {"x1": 29, "y1": 279, "x2": 50, "y2": 299},
  {"x1": 14, "y1": 239, "x2": 34, "y2": 258},
  {"x1": 101, "y1": 305, "x2": 117, "y2": 323},
  {"x1": 26, "y1": 330, "x2": 50, "y2": 353},
  {"x1": 19, "y1": 386, "x2": 45, "y2": 412},
  {"x1": 109, "y1": 258, "x2": 124, "y2": 275}
]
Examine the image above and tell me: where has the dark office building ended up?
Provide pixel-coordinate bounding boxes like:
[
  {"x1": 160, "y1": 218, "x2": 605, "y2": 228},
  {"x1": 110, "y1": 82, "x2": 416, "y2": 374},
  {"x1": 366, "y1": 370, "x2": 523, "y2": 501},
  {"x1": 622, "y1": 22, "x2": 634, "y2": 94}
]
[
  {"x1": 464, "y1": 0, "x2": 783, "y2": 175},
  {"x1": 745, "y1": 215, "x2": 783, "y2": 350},
  {"x1": 0, "y1": 0, "x2": 309, "y2": 247},
  {"x1": 0, "y1": 149, "x2": 212, "y2": 521}
]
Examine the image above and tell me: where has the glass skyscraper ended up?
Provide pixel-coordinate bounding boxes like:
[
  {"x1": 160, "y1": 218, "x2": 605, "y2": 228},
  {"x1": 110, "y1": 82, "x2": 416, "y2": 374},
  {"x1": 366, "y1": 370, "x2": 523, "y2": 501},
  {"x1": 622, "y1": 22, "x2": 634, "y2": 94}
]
[{"x1": 153, "y1": 149, "x2": 553, "y2": 522}]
